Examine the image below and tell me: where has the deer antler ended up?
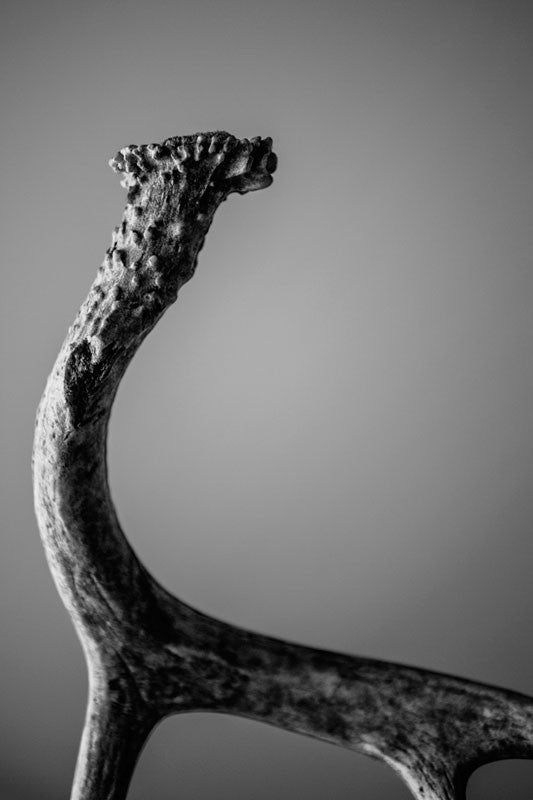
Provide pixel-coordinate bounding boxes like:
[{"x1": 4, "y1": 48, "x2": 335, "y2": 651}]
[{"x1": 33, "y1": 131, "x2": 533, "y2": 800}]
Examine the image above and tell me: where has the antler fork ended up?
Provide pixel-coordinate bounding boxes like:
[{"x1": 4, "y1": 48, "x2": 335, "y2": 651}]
[{"x1": 33, "y1": 131, "x2": 533, "y2": 800}]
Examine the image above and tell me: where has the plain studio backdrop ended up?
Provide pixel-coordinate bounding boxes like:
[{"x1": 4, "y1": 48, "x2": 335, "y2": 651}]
[{"x1": 1, "y1": 1, "x2": 533, "y2": 798}]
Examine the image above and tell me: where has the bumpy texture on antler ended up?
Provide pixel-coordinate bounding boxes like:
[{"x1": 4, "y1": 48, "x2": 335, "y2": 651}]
[{"x1": 33, "y1": 131, "x2": 533, "y2": 800}]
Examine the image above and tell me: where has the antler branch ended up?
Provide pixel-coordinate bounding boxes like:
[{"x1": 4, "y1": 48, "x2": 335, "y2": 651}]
[{"x1": 33, "y1": 131, "x2": 533, "y2": 800}]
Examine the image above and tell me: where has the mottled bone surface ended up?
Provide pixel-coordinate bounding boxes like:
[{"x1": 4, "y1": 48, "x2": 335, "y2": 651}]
[{"x1": 33, "y1": 131, "x2": 533, "y2": 800}]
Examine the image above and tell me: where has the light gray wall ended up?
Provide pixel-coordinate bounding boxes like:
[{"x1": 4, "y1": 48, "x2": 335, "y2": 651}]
[{"x1": 1, "y1": 1, "x2": 533, "y2": 797}]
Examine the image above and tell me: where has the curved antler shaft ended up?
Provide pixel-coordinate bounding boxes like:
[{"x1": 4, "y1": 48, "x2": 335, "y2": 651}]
[
  {"x1": 33, "y1": 131, "x2": 278, "y2": 799},
  {"x1": 33, "y1": 132, "x2": 275, "y2": 636},
  {"x1": 33, "y1": 132, "x2": 533, "y2": 800}
]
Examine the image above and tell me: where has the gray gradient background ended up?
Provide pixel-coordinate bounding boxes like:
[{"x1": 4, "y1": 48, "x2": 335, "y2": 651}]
[{"x1": 1, "y1": 1, "x2": 533, "y2": 798}]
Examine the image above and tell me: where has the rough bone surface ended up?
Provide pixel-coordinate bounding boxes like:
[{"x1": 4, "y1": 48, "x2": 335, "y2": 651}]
[{"x1": 33, "y1": 131, "x2": 533, "y2": 800}]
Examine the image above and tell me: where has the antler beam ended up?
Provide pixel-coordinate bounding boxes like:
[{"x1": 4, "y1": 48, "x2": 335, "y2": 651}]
[{"x1": 33, "y1": 131, "x2": 533, "y2": 800}]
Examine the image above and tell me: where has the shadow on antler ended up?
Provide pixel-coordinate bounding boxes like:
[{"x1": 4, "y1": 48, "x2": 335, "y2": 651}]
[{"x1": 33, "y1": 131, "x2": 533, "y2": 800}]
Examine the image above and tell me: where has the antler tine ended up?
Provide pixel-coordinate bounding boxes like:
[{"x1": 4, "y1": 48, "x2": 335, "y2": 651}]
[{"x1": 33, "y1": 131, "x2": 533, "y2": 800}]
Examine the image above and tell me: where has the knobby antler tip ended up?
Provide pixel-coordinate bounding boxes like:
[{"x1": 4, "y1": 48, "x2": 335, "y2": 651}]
[{"x1": 108, "y1": 131, "x2": 277, "y2": 195}]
